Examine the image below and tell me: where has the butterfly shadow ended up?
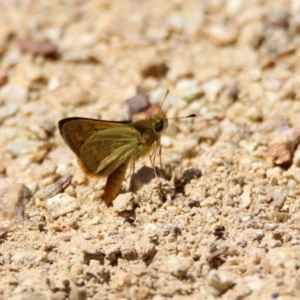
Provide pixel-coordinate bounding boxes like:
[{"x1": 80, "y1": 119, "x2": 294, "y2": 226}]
[
  {"x1": 130, "y1": 165, "x2": 163, "y2": 193},
  {"x1": 130, "y1": 166, "x2": 202, "y2": 196},
  {"x1": 173, "y1": 168, "x2": 202, "y2": 194}
]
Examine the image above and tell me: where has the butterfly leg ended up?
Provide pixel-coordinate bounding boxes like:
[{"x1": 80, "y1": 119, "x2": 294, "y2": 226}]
[
  {"x1": 149, "y1": 150, "x2": 158, "y2": 178},
  {"x1": 149, "y1": 140, "x2": 162, "y2": 179},
  {"x1": 159, "y1": 143, "x2": 163, "y2": 171},
  {"x1": 129, "y1": 160, "x2": 135, "y2": 192}
]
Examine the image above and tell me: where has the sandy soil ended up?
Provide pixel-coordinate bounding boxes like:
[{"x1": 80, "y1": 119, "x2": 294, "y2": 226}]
[{"x1": 1, "y1": 0, "x2": 300, "y2": 299}]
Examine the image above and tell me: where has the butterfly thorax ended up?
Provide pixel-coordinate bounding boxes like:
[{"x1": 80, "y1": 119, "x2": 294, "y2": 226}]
[{"x1": 131, "y1": 114, "x2": 168, "y2": 158}]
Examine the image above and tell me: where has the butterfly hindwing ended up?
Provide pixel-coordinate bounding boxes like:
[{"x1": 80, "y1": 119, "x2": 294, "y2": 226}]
[{"x1": 80, "y1": 126, "x2": 141, "y2": 176}]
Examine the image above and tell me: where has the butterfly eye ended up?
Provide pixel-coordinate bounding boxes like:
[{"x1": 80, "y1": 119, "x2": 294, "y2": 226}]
[{"x1": 154, "y1": 120, "x2": 164, "y2": 133}]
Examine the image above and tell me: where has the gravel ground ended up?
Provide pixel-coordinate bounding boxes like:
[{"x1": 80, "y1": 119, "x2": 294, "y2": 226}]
[{"x1": 1, "y1": 1, "x2": 300, "y2": 299}]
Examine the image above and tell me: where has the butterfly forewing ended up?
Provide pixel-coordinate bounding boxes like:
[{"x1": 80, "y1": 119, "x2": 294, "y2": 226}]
[{"x1": 58, "y1": 117, "x2": 131, "y2": 157}]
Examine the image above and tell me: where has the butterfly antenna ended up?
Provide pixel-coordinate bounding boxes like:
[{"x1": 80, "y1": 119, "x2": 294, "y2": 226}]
[
  {"x1": 168, "y1": 113, "x2": 196, "y2": 120},
  {"x1": 160, "y1": 90, "x2": 196, "y2": 119},
  {"x1": 160, "y1": 89, "x2": 169, "y2": 108}
]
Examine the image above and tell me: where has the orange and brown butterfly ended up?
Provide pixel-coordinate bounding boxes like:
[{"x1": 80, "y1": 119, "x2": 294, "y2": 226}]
[{"x1": 58, "y1": 91, "x2": 195, "y2": 205}]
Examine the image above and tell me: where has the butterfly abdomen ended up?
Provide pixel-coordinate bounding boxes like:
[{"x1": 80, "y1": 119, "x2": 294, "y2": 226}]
[{"x1": 103, "y1": 162, "x2": 129, "y2": 205}]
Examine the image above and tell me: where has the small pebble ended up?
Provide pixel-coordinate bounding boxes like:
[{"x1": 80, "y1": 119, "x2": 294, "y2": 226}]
[
  {"x1": 0, "y1": 83, "x2": 28, "y2": 105},
  {"x1": 207, "y1": 270, "x2": 234, "y2": 295},
  {"x1": 202, "y1": 79, "x2": 224, "y2": 102},
  {"x1": 0, "y1": 183, "x2": 31, "y2": 220},
  {"x1": 46, "y1": 193, "x2": 79, "y2": 218},
  {"x1": 113, "y1": 192, "x2": 136, "y2": 212}
]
